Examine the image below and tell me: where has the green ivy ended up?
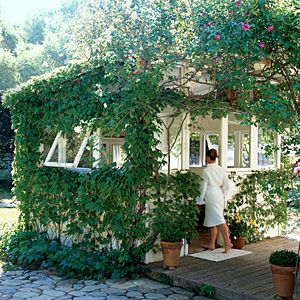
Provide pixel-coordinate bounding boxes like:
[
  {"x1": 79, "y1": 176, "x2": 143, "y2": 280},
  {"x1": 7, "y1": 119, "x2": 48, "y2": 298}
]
[
  {"x1": 2, "y1": 0, "x2": 298, "y2": 278},
  {"x1": 226, "y1": 165, "x2": 290, "y2": 242}
]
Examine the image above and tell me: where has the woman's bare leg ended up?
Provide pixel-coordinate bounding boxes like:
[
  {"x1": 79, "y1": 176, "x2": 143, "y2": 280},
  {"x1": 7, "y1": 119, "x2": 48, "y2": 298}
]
[
  {"x1": 201, "y1": 226, "x2": 217, "y2": 250},
  {"x1": 218, "y1": 223, "x2": 232, "y2": 253}
]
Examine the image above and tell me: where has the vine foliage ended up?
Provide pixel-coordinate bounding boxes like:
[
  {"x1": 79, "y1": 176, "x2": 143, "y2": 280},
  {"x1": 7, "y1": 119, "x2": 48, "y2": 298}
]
[{"x1": 2, "y1": 0, "x2": 298, "y2": 278}]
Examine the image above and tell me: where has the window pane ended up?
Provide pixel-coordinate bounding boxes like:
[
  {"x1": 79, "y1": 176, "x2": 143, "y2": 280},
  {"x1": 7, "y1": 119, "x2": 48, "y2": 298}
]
[
  {"x1": 258, "y1": 130, "x2": 275, "y2": 167},
  {"x1": 242, "y1": 133, "x2": 250, "y2": 167},
  {"x1": 190, "y1": 133, "x2": 200, "y2": 166},
  {"x1": 228, "y1": 114, "x2": 251, "y2": 168},
  {"x1": 113, "y1": 144, "x2": 126, "y2": 167},
  {"x1": 227, "y1": 134, "x2": 235, "y2": 167},
  {"x1": 203, "y1": 134, "x2": 219, "y2": 165}
]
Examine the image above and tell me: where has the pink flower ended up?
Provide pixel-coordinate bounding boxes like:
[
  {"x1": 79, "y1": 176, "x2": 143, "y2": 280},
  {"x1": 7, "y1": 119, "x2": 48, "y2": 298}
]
[
  {"x1": 214, "y1": 34, "x2": 221, "y2": 40},
  {"x1": 242, "y1": 22, "x2": 250, "y2": 30},
  {"x1": 208, "y1": 21, "x2": 213, "y2": 26},
  {"x1": 259, "y1": 41, "x2": 265, "y2": 48},
  {"x1": 247, "y1": 12, "x2": 251, "y2": 17},
  {"x1": 267, "y1": 25, "x2": 273, "y2": 32},
  {"x1": 235, "y1": 0, "x2": 242, "y2": 7}
]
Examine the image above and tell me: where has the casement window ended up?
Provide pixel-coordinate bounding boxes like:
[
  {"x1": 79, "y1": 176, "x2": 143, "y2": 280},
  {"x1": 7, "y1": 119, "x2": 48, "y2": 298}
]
[
  {"x1": 42, "y1": 128, "x2": 125, "y2": 171},
  {"x1": 189, "y1": 133, "x2": 219, "y2": 167},
  {"x1": 227, "y1": 114, "x2": 251, "y2": 169}
]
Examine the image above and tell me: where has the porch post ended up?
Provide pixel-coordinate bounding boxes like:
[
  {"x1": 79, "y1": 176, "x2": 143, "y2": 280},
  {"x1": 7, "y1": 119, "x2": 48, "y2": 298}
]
[
  {"x1": 181, "y1": 113, "x2": 190, "y2": 170},
  {"x1": 250, "y1": 124, "x2": 258, "y2": 170},
  {"x1": 219, "y1": 116, "x2": 228, "y2": 169}
]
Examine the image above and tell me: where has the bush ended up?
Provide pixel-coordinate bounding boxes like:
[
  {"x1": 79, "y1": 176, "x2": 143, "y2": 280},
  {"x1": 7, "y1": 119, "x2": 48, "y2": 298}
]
[
  {"x1": 269, "y1": 249, "x2": 299, "y2": 267},
  {"x1": 152, "y1": 171, "x2": 199, "y2": 243},
  {"x1": 0, "y1": 226, "x2": 146, "y2": 279}
]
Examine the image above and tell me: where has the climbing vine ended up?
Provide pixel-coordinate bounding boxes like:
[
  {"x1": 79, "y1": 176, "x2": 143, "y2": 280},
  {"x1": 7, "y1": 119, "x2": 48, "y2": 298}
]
[
  {"x1": 2, "y1": 0, "x2": 298, "y2": 277},
  {"x1": 226, "y1": 163, "x2": 290, "y2": 242}
]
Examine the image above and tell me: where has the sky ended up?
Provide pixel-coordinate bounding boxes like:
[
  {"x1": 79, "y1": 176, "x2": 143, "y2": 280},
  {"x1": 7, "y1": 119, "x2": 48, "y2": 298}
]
[{"x1": 0, "y1": 0, "x2": 63, "y2": 24}]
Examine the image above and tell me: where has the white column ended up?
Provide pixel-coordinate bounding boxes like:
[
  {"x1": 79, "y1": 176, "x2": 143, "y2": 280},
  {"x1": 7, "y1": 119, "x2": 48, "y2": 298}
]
[
  {"x1": 181, "y1": 113, "x2": 190, "y2": 170},
  {"x1": 219, "y1": 116, "x2": 228, "y2": 169},
  {"x1": 250, "y1": 124, "x2": 258, "y2": 170}
]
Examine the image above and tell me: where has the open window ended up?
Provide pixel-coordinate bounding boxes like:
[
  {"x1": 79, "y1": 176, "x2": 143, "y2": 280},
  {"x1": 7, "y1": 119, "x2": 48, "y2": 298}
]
[
  {"x1": 42, "y1": 128, "x2": 126, "y2": 170},
  {"x1": 43, "y1": 127, "x2": 92, "y2": 169},
  {"x1": 189, "y1": 133, "x2": 219, "y2": 167}
]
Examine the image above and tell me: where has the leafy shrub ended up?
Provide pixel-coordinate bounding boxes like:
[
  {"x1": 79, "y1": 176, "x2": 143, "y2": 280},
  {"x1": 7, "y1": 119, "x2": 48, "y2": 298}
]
[
  {"x1": 269, "y1": 249, "x2": 299, "y2": 267},
  {"x1": 2, "y1": 230, "x2": 50, "y2": 268},
  {"x1": 228, "y1": 218, "x2": 249, "y2": 238},
  {"x1": 152, "y1": 171, "x2": 199, "y2": 243},
  {"x1": 0, "y1": 226, "x2": 146, "y2": 279},
  {"x1": 226, "y1": 166, "x2": 290, "y2": 243},
  {"x1": 193, "y1": 284, "x2": 215, "y2": 299}
]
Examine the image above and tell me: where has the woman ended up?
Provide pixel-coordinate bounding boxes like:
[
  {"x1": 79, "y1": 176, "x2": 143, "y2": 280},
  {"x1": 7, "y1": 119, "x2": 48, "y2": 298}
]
[{"x1": 196, "y1": 149, "x2": 232, "y2": 253}]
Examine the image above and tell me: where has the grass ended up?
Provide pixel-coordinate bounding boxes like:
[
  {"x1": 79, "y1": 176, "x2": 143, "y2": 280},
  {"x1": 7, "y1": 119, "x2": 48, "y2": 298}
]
[
  {"x1": 0, "y1": 177, "x2": 19, "y2": 225},
  {"x1": 0, "y1": 208, "x2": 20, "y2": 225}
]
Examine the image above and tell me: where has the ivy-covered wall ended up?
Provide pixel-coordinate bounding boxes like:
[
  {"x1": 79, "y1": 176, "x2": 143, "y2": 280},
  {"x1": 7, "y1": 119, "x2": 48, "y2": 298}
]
[{"x1": 3, "y1": 60, "x2": 205, "y2": 275}]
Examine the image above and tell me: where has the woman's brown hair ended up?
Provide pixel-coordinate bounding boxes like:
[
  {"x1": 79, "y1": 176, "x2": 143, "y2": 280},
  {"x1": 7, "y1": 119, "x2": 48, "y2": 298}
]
[{"x1": 207, "y1": 149, "x2": 218, "y2": 161}]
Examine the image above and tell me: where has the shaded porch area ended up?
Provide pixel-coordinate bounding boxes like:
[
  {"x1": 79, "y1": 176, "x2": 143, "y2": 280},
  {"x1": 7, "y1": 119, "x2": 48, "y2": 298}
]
[{"x1": 147, "y1": 237, "x2": 300, "y2": 300}]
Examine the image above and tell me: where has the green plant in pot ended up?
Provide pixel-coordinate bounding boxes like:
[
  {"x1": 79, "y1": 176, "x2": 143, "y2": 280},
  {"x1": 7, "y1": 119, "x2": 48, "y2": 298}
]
[
  {"x1": 269, "y1": 249, "x2": 299, "y2": 299},
  {"x1": 152, "y1": 171, "x2": 199, "y2": 269},
  {"x1": 227, "y1": 215, "x2": 249, "y2": 249}
]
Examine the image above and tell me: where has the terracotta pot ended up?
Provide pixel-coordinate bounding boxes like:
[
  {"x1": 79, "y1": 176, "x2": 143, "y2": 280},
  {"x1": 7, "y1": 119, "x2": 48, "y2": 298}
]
[
  {"x1": 231, "y1": 236, "x2": 246, "y2": 250},
  {"x1": 160, "y1": 241, "x2": 182, "y2": 269},
  {"x1": 271, "y1": 264, "x2": 296, "y2": 298}
]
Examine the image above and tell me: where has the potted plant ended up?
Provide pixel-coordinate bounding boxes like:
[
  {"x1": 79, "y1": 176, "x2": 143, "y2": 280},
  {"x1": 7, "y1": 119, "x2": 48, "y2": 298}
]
[
  {"x1": 227, "y1": 215, "x2": 248, "y2": 249},
  {"x1": 152, "y1": 172, "x2": 199, "y2": 270},
  {"x1": 269, "y1": 249, "x2": 299, "y2": 298}
]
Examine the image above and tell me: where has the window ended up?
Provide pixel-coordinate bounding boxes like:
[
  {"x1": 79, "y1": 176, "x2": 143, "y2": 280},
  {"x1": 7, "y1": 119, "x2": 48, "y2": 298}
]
[
  {"x1": 258, "y1": 129, "x2": 275, "y2": 168},
  {"x1": 227, "y1": 134, "x2": 235, "y2": 167},
  {"x1": 189, "y1": 133, "x2": 201, "y2": 166},
  {"x1": 159, "y1": 114, "x2": 183, "y2": 171},
  {"x1": 242, "y1": 133, "x2": 250, "y2": 167},
  {"x1": 42, "y1": 128, "x2": 126, "y2": 170},
  {"x1": 43, "y1": 128, "x2": 91, "y2": 169},
  {"x1": 227, "y1": 114, "x2": 251, "y2": 168},
  {"x1": 102, "y1": 138, "x2": 125, "y2": 167},
  {"x1": 189, "y1": 133, "x2": 219, "y2": 167}
]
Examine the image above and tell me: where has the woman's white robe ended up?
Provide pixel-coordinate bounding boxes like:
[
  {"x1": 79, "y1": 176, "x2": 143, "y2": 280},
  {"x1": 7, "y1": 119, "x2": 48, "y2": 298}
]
[{"x1": 196, "y1": 163, "x2": 230, "y2": 227}]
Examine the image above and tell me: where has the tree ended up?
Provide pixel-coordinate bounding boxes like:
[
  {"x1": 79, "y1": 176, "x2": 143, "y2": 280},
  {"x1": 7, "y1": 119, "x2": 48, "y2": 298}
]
[
  {"x1": 0, "y1": 49, "x2": 17, "y2": 91},
  {"x1": 23, "y1": 14, "x2": 46, "y2": 44},
  {"x1": 0, "y1": 19, "x2": 19, "y2": 53}
]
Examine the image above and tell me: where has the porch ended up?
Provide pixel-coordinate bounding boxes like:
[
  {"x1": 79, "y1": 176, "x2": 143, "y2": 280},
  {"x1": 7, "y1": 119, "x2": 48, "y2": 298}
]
[{"x1": 147, "y1": 237, "x2": 300, "y2": 300}]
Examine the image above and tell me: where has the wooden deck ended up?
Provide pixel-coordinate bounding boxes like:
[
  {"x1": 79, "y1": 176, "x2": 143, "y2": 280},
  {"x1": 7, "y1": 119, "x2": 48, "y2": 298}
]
[{"x1": 148, "y1": 237, "x2": 300, "y2": 300}]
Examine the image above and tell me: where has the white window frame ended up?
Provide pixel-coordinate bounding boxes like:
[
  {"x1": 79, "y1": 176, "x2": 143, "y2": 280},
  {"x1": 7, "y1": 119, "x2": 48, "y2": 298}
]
[{"x1": 43, "y1": 130, "x2": 91, "y2": 168}]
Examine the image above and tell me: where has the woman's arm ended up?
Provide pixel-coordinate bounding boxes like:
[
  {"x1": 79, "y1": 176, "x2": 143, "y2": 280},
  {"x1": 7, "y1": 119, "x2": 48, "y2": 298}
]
[{"x1": 221, "y1": 172, "x2": 230, "y2": 197}]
